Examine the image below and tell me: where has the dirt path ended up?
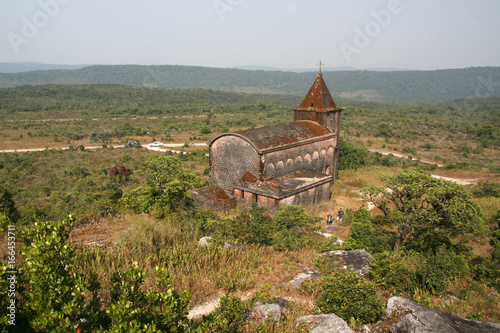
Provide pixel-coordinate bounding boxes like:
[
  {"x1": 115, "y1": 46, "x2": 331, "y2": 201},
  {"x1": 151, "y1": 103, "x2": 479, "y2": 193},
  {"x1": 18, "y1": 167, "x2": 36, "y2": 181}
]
[
  {"x1": 367, "y1": 148, "x2": 444, "y2": 167},
  {"x1": 0, "y1": 142, "x2": 208, "y2": 154}
]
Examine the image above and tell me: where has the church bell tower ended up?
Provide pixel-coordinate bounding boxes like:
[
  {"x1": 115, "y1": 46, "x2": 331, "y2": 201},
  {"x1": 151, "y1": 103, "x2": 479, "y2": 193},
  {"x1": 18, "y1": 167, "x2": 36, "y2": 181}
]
[{"x1": 293, "y1": 62, "x2": 342, "y2": 134}]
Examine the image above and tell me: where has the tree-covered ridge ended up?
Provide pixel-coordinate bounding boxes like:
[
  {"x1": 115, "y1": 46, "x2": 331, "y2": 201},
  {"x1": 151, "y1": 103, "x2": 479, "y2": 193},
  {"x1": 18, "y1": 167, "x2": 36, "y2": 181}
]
[
  {"x1": 0, "y1": 65, "x2": 499, "y2": 102},
  {"x1": 0, "y1": 84, "x2": 302, "y2": 117}
]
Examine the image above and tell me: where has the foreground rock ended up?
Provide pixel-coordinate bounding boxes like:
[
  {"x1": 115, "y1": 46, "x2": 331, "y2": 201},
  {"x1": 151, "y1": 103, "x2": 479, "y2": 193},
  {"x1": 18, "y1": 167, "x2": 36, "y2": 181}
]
[
  {"x1": 223, "y1": 241, "x2": 245, "y2": 251},
  {"x1": 319, "y1": 250, "x2": 373, "y2": 277},
  {"x1": 197, "y1": 236, "x2": 212, "y2": 247},
  {"x1": 384, "y1": 296, "x2": 500, "y2": 333},
  {"x1": 296, "y1": 314, "x2": 354, "y2": 333},
  {"x1": 283, "y1": 267, "x2": 322, "y2": 288},
  {"x1": 252, "y1": 297, "x2": 289, "y2": 324}
]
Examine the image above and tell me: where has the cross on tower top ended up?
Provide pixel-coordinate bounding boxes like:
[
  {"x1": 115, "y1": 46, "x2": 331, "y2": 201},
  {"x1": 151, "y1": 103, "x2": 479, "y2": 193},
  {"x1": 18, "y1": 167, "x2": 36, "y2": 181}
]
[{"x1": 317, "y1": 61, "x2": 324, "y2": 75}]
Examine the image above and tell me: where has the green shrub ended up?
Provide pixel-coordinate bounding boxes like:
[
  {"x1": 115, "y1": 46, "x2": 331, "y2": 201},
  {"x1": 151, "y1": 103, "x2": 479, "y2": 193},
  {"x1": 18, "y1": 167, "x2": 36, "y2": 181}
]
[
  {"x1": 343, "y1": 209, "x2": 392, "y2": 254},
  {"x1": 271, "y1": 205, "x2": 317, "y2": 251},
  {"x1": 316, "y1": 271, "x2": 384, "y2": 325},
  {"x1": 416, "y1": 246, "x2": 469, "y2": 295},
  {"x1": 371, "y1": 214, "x2": 391, "y2": 226},
  {"x1": 419, "y1": 142, "x2": 438, "y2": 150},
  {"x1": 490, "y1": 229, "x2": 500, "y2": 249},
  {"x1": 338, "y1": 138, "x2": 370, "y2": 170},
  {"x1": 0, "y1": 185, "x2": 19, "y2": 230},
  {"x1": 315, "y1": 236, "x2": 343, "y2": 252},
  {"x1": 15, "y1": 217, "x2": 89, "y2": 332},
  {"x1": 369, "y1": 251, "x2": 418, "y2": 294},
  {"x1": 473, "y1": 181, "x2": 500, "y2": 198},
  {"x1": 472, "y1": 256, "x2": 500, "y2": 289},
  {"x1": 197, "y1": 294, "x2": 247, "y2": 333},
  {"x1": 106, "y1": 263, "x2": 190, "y2": 332}
]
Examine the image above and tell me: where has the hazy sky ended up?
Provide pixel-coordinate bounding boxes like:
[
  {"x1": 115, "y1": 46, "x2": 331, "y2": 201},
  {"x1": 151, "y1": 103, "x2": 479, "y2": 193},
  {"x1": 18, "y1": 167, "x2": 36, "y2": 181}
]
[{"x1": 1, "y1": 0, "x2": 499, "y2": 70}]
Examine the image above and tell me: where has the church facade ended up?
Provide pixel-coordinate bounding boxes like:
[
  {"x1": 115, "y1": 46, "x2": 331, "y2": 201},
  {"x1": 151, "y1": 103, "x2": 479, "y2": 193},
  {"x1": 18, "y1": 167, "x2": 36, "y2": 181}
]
[{"x1": 193, "y1": 69, "x2": 342, "y2": 210}]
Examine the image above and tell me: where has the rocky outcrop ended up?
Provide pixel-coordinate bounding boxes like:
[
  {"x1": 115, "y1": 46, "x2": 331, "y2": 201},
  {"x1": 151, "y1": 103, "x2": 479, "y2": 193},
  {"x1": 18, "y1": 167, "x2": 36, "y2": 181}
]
[
  {"x1": 295, "y1": 314, "x2": 355, "y2": 333},
  {"x1": 283, "y1": 267, "x2": 322, "y2": 288},
  {"x1": 252, "y1": 297, "x2": 289, "y2": 324},
  {"x1": 223, "y1": 241, "x2": 245, "y2": 251},
  {"x1": 384, "y1": 296, "x2": 500, "y2": 333},
  {"x1": 319, "y1": 250, "x2": 373, "y2": 277}
]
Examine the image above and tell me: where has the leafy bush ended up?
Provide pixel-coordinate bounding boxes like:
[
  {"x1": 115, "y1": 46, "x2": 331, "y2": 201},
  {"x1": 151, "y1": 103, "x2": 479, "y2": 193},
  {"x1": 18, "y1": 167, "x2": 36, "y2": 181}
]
[
  {"x1": 472, "y1": 229, "x2": 500, "y2": 289},
  {"x1": 204, "y1": 204, "x2": 317, "y2": 251},
  {"x1": 315, "y1": 236, "x2": 343, "y2": 252},
  {"x1": 0, "y1": 217, "x2": 191, "y2": 332},
  {"x1": 120, "y1": 155, "x2": 202, "y2": 217},
  {"x1": 374, "y1": 123, "x2": 394, "y2": 138},
  {"x1": 338, "y1": 138, "x2": 370, "y2": 170},
  {"x1": 471, "y1": 256, "x2": 500, "y2": 289},
  {"x1": 271, "y1": 205, "x2": 317, "y2": 251},
  {"x1": 0, "y1": 185, "x2": 19, "y2": 230},
  {"x1": 343, "y1": 209, "x2": 392, "y2": 254},
  {"x1": 472, "y1": 181, "x2": 500, "y2": 198},
  {"x1": 369, "y1": 251, "x2": 418, "y2": 294},
  {"x1": 16, "y1": 217, "x2": 89, "y2": 332},
  {"x1": 316, "y1": 271, "x2": 384, "y2": 325},
  {"x1": 419, "y1": 142, "x2": 438, "y2": 150},
  {"x1": 106, "y1": 263, "x2": 190, "y2": 332},
  {"x1": 197, "y1": 294, "x2": 247, "y2": 333},
  {"x1": 416, "y1": 246, "x2": 470, "y2": 295}
]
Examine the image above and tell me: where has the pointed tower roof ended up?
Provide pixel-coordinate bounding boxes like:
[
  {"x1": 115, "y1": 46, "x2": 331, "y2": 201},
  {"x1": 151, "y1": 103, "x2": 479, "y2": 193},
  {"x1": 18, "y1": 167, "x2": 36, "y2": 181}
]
[{"x1": 295, "y1": 70, "x2": 341, "y2": 112}]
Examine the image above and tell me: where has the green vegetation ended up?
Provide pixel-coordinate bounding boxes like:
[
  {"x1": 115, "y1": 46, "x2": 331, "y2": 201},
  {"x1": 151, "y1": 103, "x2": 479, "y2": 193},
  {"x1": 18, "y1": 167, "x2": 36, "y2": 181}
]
[
  {"x1": 316, "y1": 271, "x2": 384, "y2": 325},
  {"x1": 0, "y1": 82, "x2": 499, "y2": 331},
  {"x1": 362, "y1": 169, "x2": 486, "y2": 250},
  {"x1": 1, "y1": 65, "x2": 499, "y2": 102}
]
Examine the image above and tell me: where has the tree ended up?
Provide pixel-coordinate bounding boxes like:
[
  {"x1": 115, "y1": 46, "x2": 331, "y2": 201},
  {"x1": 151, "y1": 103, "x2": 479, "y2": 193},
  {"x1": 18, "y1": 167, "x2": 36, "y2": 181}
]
[
  {"x1": 0, "y1": 185, "x2": 19, "y2": 230},
  {"x1": 362, "y1": 169, "x2": 485, "y2": 251},
  {"x1": 123, "y1": 156, "x2": 203, "y2": 217},
  {"x1": 338, "y1": 138, "x2": 370, "y2": 170},
  {"x1": 17, "y1": 216, "x2": 89, "y2": 332}
]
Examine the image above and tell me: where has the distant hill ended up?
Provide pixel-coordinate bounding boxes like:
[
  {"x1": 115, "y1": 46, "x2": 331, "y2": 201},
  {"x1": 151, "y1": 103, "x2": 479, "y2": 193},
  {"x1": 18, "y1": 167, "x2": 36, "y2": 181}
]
[
  {"x1": 0, "y1": 64, "x2": 499, "y2": 102},
  {"x1": 0, "y1": 62, "x2": 86, "y2": 73}
]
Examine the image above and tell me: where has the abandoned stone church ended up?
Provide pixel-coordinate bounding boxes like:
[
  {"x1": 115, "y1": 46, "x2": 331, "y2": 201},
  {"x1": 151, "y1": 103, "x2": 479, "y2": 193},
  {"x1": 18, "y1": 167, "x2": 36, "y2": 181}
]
[{"x1": 193, "y1": 69, "x2": 342, "y2": 210}]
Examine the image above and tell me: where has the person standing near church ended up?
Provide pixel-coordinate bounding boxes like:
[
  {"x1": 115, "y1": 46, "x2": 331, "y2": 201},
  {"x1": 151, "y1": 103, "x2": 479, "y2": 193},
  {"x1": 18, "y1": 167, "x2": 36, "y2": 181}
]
[{"x1": 337, "y1": 208, "x2": 344, "y2": 223}]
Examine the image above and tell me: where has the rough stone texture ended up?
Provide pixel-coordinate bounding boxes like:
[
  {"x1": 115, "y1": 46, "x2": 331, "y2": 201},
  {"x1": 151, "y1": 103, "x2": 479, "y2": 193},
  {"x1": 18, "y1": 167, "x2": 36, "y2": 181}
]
[
  {"x1": 254, "y1": 303, "x2": 282, "y2": 323},
  {"x1": 326, "y1": 225, "x2": 344, "y2": 232},
  {"x1": 262, "y1": 137, "x2": 337, "y2": 179},
  {"x1": 283, "y1": 267, "x2": 322, "y2": 288},
  {"x1": 197, "y1": 236, "x2": 212, "y2": 247},
  {"x1": 384, "y1": 296, "x2": 500, "y2": 333},
  {"x1": 210, "y1": 136, "x2": 261, "y2": 191},
  {"x1": 319, "y1": 250, "x2": 373, "y2": 277},
  {"x1": 295, "y1": 314, "x2": 354, "y2": 333},
  {"x1": 223, "y1": 241, "x2": 245, "y2": 252},
  {"x1": 192, "y1": 187, "x2": 236, "y2": 211}
]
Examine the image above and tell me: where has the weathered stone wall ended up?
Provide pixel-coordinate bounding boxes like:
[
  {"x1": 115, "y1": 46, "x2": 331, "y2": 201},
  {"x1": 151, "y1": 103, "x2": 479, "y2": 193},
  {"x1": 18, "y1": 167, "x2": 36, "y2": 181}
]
[
  {"x1": 236, "y1": 180, "x2": 330, "y2": 209},
  {"x1": 192, "y1": 188, "x2": 237, "y2": 211},
  {"x1": 210, "y1": 136, "x2": 261, "y2": 190},
  {"x1": 293, "y1": 110, "x2": 341, "y2": 134},
  {"x1": 262, "y1": 137, "x2": 337, "y2": 179},
  {"x1": 278, "y1": 181, "x2": 331, "y2": 206}
]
